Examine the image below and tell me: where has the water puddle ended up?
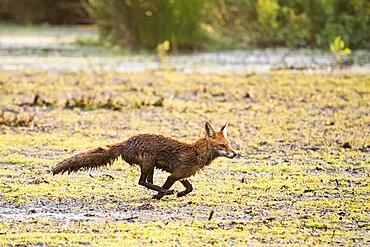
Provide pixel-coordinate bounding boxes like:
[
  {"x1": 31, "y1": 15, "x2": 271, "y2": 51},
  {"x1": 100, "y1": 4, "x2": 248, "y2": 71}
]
[{"x1": 1, "y1": 25, "x2": 369, "y2": 73}]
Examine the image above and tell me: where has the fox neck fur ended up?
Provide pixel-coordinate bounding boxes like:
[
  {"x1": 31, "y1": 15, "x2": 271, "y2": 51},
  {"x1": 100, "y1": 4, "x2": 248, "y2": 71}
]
[{"x1": 192, "y1": 137, "x2": 218, "y2": 169}]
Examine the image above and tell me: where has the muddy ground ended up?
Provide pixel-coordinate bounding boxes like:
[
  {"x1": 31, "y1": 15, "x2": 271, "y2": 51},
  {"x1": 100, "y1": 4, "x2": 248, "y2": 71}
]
[{"x1": 0, "y1": 25, "x2": 369, "y2": 246}]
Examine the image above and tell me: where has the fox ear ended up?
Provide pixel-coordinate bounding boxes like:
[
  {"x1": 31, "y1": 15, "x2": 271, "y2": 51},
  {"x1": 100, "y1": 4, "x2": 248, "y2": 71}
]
[
  {"x1": 220, "y1": 122, "x2": 228, "y2": 138},
  {"x1": 205, "y1": 122, "x2": 216, "y2": 138}
]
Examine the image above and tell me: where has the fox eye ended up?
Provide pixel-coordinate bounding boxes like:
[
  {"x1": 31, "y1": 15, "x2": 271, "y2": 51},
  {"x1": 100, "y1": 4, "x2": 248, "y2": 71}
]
[{"x1": 220, "y1": 144, "x2": 227, "y2": 149}]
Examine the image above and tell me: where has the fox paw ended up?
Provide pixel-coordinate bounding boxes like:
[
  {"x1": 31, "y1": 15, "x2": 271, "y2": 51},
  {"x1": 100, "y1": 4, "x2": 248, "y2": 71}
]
[
  {"x1": 177, "y1": 191, "x2": 187, "y2": 197},
  {"x1": 165, "y1": 189, "x2": 175, "y2": 195},
  {"x1": 152, "y1": 189, "x2": 175, "y2": 200},
  {"x1": 152, "y1": 193, "x2": 164, "y2": 200}
]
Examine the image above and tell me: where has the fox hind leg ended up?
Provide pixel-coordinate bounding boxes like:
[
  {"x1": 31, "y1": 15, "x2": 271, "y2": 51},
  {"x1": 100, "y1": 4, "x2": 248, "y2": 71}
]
[
  {"x1": 147, "y1": 167, "x2": 154, "y2": 184},
  {"x1": 138, "y1": 166, "x2": 168, "y2": 193}
]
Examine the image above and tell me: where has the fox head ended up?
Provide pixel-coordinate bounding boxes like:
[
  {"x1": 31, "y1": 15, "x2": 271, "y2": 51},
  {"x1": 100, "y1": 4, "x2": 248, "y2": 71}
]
[{"x1": 205, "y1": 122, "x2": 238, "y2": 159}]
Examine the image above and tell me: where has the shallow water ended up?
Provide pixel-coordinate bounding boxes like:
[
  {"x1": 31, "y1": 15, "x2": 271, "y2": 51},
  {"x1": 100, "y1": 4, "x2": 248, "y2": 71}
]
[{"x1": 1, "y1": 24, "x2": 369, "y2": 73}]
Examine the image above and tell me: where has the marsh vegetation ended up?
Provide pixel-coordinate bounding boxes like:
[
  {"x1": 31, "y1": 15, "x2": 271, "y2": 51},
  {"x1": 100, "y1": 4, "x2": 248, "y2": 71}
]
[{"x1": 0, "y1": 68, "x2": 369, "y2": 245}]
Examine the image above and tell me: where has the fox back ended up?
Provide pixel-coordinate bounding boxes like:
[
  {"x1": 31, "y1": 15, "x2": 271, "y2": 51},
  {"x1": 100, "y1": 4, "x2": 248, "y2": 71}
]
[
  {"x1": 120, "y1": 122, "x2": 237, "y2": 180},
  {"x1": 120, "y1": 134, "x2": 196, "y2": 173}
]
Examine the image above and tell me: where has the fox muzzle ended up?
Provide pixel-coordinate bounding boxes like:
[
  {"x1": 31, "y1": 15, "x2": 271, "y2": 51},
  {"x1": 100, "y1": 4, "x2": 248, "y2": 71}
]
[{"x1": 217, "y1": 149, "x2": 238, "y2": 159}]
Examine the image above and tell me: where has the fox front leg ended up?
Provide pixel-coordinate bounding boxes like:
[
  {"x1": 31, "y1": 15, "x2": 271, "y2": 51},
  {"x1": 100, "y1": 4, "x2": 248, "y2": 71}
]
[
  {"x1": 177, "y1": 179, "x2": 193, "y2": 197},
  {"x1": 152, "y1": 175, "x2": 177, "y2": 200}
]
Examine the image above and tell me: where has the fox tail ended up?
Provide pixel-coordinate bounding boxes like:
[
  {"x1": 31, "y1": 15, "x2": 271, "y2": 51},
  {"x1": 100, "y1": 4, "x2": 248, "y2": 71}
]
[{"x1": 52, "y1": 142, "x2": 125, "y2": 175}]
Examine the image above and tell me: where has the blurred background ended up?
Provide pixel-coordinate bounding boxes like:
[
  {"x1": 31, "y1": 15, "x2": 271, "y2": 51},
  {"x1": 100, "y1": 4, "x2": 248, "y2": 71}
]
[{"x1": 0, "y1": 0, "x2": 369, "y2": 71}]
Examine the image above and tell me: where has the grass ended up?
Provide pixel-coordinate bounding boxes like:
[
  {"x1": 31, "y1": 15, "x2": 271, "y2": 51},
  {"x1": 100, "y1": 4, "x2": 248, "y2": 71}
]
[{"x1": 0, "y1": 70, "x2": 369, "y2": 246}]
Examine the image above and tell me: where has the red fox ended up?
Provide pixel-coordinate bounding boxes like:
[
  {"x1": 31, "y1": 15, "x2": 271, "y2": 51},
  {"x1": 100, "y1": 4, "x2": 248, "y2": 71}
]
[{"x1": 52, "y1": 122, "x2": 238, "y2": 199}]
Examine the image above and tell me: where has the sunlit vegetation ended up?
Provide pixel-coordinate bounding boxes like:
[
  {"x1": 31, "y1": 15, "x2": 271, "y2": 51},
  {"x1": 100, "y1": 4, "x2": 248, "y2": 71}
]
[
  {"x1": 2, "y1": 1, "x2": 368, "y2": 50},
  {"x1": 87, "y1": 0, "x2": 370, "y2": 50}
]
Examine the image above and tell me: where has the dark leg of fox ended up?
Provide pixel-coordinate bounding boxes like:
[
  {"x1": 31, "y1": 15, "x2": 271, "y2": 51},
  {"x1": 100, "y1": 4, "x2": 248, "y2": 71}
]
[
  {"x1": 177, "y1": 180, "x2": 193, "y2": 197},
  {"x1": 147, "y1": 167, "x2": 154, "y2": 184},
  {"x1": 138, "y1": 166, "x2": 174, "y2": 196},
  {"x1": 152, "y1": 175, "x2": 178, "y2": 199},
  {"x1": 138, "y1": 167, "x2": 165, "y2": 192}
]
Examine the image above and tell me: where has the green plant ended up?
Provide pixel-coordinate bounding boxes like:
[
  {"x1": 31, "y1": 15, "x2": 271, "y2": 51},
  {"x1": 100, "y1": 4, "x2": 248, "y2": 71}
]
[
  {"x1": 329, "y1": 36, "x2": 351, "y2": 63},
  {"x1": 255, "y1": 0, "x2": 281, "y2": 45},
  {"x1": 257, "y1": 0, "x2": 279, "y2": 29}
]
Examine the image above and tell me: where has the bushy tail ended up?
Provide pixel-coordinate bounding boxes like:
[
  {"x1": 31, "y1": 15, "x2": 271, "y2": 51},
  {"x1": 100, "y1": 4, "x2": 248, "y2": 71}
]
[{"x1": 52, "y1": 142, "x2": 126, "y2": 175}]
